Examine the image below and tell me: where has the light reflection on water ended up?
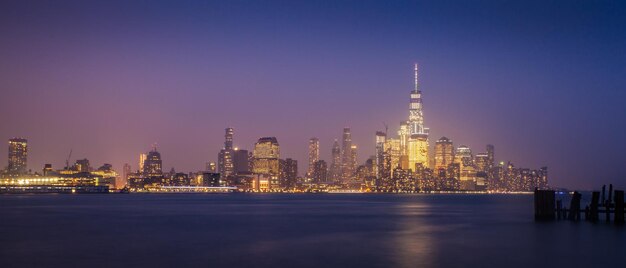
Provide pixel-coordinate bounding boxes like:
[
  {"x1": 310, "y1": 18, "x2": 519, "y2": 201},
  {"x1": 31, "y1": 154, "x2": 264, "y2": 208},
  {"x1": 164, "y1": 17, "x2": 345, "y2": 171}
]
[{"x1": 0, "y1": 194, "x2": 624, "y2": 268}]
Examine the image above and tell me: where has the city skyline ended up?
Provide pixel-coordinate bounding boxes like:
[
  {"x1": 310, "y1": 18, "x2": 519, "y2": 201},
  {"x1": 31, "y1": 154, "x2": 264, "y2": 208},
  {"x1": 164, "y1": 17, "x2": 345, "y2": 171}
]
[{"x1": 1, "y1": 1, "x2": 626, "y2": 189}]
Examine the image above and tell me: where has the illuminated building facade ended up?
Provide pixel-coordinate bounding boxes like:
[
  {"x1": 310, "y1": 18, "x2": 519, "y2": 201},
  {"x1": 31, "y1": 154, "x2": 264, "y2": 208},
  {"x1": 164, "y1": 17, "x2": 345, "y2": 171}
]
[
  {"x1": 143, "y1": 147, "x2": 163, "y2": 176},
  {"x1": 252, "y1": 137, "x2": 280, "y2": 187},
  {"x1": 8, "y1": 138, "x2": 28, "y2": 175},
  {"x1": 434, "y1": 137, "x2": 454, "y2": 171},
  {"x1": 406, "y1": 64, "x2": 430, "y2": 171},
  {"x1": 279, "y1": 158, "x2": 297, "y2": 188},
  {"x1": 307, "y1": 138, "x2": 319, "y2": 178},
  {"x1": 218, "y1": 128, "x2": 235, "y2": 177},
  {"x1": 139, "y1": 153, "x2": 146, "y2": 173},
  {"x1": 341, "y1": 128, "x2": 356, "y2": 181},
  {"x1": 312, "y1": 160, "x2": 328, "y2": 183}
]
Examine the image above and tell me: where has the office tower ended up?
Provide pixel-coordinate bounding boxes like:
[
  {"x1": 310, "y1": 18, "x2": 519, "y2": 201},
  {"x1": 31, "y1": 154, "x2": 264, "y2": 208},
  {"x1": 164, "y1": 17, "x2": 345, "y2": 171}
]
[
  {"x1": 144, "y1": 146, "x2": 163, "y2": 176},
  {"x1": 206, "y1": 162, "x2": 217, "y2": 172},
  {"x1": 486, "y1": 144, "x2": 495, "y2": 168},
  {"x1": 455, "y1": 145, "x2": 476, "y2": 190},
  {"x1": 350, "y1": 144, "x2": 358, "y2": 180},
  {"x1": 8, "y1": 138, "x2": 27, "y2": 175},
  {"x1": 233, "y1": 149, "x2": 250, "y2": 174},
  {"x1": 224, "y1": 127, "x2": 233, "y2": 150},
  {"x1": 218, "y1": 128, "x2": 235, "y2": 177},
  {"x1": 341, "y1": 128, "x2": 355, "y2": 180},
  {"x1": 279, "y1": 158, "x2": 298, "y2": 188},
  {"x1": 307, "y1": 138, "x2": 320, "y2": 177},
  {"x1": 455, "y1": 145, "x2": 473, "y2": 167},
  {"x1": 407, "y1": 64, "x2": 430, "y2": 171},
  {"x1": 139, "y1": 153, "x2": 146, "y2": 173},
  {"x1": 384, "y1": 138, "x2": 401, "y2": 178},
  {"x1": 312, "y1": 160, "x2": 328, "y2": 183},
  {"x1": 74, "y1": 159, "x2": 91, "y2": 172},
  {"x1": 475, "y1": 153, "x2": 490, "y2": 173},
  {"x1": 122, "y1": 163, "x2": 131, "y2": 188},
  {"x1": 329, "y1": 139, "x2": 341, "y2": 182},
  {"x1": 252, "y1": 137, "x2": 280, "y2": 189},
  {"x1": 434, "y1": 137, "x2": 454, "y2": 171},
  {"x1": 375, "y1": 131, "x2": 387, "y2": 186},
  {"x1": 537, "y1": 167, "x2": 548, "y2": 190}
]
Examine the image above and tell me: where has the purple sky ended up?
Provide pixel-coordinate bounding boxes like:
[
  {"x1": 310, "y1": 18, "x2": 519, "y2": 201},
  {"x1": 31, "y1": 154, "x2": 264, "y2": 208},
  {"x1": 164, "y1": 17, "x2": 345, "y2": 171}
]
[{"x1": 1, "y1": 0, "x2": 625, "y2": 189}]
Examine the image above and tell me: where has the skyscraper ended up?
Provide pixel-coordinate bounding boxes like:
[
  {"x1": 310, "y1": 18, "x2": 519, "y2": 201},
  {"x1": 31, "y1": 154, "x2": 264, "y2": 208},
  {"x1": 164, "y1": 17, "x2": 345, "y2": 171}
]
[
  {"x1": 279, "y1": 158, "x2": 298, "y2": 188},
  {"x1": 233, "y1": 149, "x2": 250, "y2": 174},
  {"x1": 218, "y1": 128, "x2": 235, "y2": 177},
  {"x1": 341, "y1": 128, "x2": 355, "y2": 181},
  {"x1": 434, "y1": 137, "x2": 454, "y2": 171},
  {"x1": 8, "y1": 138, "x2": 27, "y2": 175},
  {"x1": 312, "y1": 160, "x2": 328, "y2": 183},
  {"x1": 330, "y1": 139, "x2": 341, "y2": 182},
  {"x1": 121, "y1": 163, "x2": 131, "y2": 188},
  {"x1": 307, "y1": 138, "x2": 320, "y2": 178},
  {"x1": 139, "y1": 153, "x2": 146, "y2": 173},
  {"x1": 252, "y1": 137, "x2": 280, "y2": 188},
  {"x1": 407, "y1": 64, "x2": 430, "y2": 171},
  {"x1": 143, "y1": 146, "x2": 163, "y2": 176}
]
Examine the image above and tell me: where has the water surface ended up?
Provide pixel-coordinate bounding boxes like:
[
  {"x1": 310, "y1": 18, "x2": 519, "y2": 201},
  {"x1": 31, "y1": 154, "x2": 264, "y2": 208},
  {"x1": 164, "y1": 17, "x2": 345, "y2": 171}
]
[{"x1": 0, "y1": 194, "x2": 623, "y2": 267}]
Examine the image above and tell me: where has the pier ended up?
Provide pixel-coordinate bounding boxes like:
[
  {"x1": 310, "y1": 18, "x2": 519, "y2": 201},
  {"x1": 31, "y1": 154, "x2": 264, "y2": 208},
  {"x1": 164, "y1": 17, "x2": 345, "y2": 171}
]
[{"x1": 534, "y1": 185, "x2": 625, "y2": 225}]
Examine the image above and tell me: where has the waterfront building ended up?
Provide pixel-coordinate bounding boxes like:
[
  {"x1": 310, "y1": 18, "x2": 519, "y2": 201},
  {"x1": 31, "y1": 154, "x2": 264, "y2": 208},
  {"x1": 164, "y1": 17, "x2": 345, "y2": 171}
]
[
  {"x1": 8, "y1": 138, "x2": 28, "y2": 175},
  {"x1": 307, "y1": 138, "x2": 319, "y2": 178},
  {"x1": 252, "y1": 137, "x2": 280, "y2": 188},
  {"x1": 279, "y1": 158, "x2": 298, "y2": 188},
  {"x1": 312, "y1": 160, "x2": 328, "y2": 183},
  {"x1": 233, "y1": 149, "x2": 250, "y2": 174}
]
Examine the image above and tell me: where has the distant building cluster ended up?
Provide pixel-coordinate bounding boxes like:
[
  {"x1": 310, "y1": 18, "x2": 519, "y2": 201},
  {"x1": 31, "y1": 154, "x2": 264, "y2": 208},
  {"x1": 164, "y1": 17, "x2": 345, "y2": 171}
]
[{"x1": 1, "y1": 64, "x2": 548, "y2": 193}]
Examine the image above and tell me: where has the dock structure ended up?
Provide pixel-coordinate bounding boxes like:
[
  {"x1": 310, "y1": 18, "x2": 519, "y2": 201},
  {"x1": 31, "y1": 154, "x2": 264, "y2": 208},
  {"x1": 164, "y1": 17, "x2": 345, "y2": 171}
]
[{"x1": 535, "y1": 185, "x2": 625, "y2": 225}]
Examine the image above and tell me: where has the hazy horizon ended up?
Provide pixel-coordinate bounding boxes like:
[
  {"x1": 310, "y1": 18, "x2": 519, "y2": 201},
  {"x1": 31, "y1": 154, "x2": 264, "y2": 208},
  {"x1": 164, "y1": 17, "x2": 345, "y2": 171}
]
[{"x1": 1, "y1": 0, "x2": 625, "y2": 190}]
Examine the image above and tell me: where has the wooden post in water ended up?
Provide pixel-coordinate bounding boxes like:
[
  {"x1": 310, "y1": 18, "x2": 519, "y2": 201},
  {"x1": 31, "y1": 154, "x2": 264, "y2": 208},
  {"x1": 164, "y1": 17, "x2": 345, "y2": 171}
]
[
  {"x1": 534, "y1": 189, "x2": 555, "y2": 221},
  {"x1": 568, "y1": 191, "x2": 581, "y2": 221},
  {"x1": 590, "y1": 191, "x2": 600, "y2": 223},
  {"x1": 615, "y1": 190, "x2": 624, "y2": 225},
  {"x1": 602, "y1": 185, "x2": 606, "y2": 204}
]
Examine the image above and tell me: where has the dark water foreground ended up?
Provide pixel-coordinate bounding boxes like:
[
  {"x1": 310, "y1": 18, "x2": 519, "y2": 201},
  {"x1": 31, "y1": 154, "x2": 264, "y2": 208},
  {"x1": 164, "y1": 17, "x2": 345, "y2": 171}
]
[{"x1": 0, "y1": 194, "x2": 624, "y2": 268}]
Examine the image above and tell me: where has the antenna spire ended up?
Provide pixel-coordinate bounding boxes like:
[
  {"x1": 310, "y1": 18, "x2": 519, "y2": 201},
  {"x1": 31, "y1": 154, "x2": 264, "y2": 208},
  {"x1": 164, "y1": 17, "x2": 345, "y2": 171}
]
[{"x1": 414, "y1": 63, "x2": 419, "y2": 91}]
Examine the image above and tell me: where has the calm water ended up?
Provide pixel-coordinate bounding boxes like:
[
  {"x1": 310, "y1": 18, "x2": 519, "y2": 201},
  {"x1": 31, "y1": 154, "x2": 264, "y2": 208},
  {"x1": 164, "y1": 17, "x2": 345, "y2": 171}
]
[{"x1": 0, "y1": 194, "x2": 624, "y2": 268}]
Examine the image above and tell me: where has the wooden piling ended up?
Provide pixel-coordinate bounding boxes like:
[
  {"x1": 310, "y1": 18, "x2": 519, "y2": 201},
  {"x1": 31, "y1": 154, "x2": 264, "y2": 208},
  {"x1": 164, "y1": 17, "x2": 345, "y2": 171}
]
[
  {"x1": 556, "y1": 200, "x2": 562, "y2": 220},
  {"x1": 615, "y1": 190, "x2": 624, "y2": 225},
  {"x1": 534, "y1": 189, "x2": 555, "y2": 221},
  {"x1": 568, "y1": 191, "x2": 581, "y2": 221}
]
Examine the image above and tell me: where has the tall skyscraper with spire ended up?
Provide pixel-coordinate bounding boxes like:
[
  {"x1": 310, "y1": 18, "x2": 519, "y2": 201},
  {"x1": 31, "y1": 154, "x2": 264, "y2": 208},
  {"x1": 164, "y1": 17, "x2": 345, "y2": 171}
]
[{"x1": 406, "y1": 63, "x2": 430, "y2": 171}]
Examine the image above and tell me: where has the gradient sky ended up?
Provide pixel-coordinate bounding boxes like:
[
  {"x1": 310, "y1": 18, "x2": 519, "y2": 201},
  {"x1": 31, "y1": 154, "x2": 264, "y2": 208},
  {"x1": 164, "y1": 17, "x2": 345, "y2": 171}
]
[{"x1": 1, "y1": 0, "x2": 625, "y2": 189}]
